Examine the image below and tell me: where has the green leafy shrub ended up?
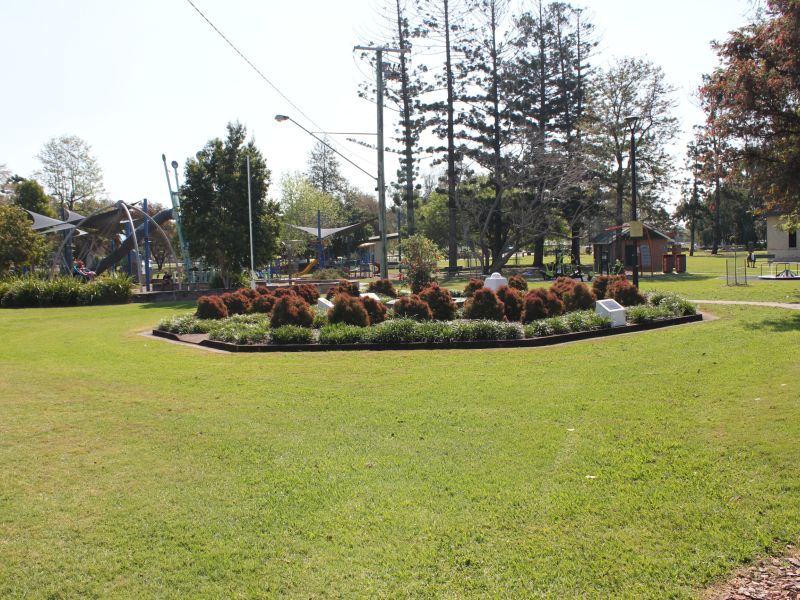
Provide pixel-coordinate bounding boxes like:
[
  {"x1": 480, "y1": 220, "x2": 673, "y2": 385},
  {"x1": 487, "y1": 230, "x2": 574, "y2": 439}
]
[
  {"x1": 464, "y1": 287, "x2": 505, "y2": 321},
  {"x1": 89, "y1": 274, "x2": 134, "y2": 304},
  {"x1": 411, "y1": 321, "x2": 457, "y2": 343},
  {"x1": 292, "y1": 283, "x2": 320, "y2": 305},
  {"x1": 562, "y1": 281, "x2": 595, "y2": 312},
  {"x1": 648, "y1": 291, "x2": 697, "y2": 316},
  {"x1": 507, "y1": 274, "x2": 528, "y2": 292},
  {"x1": 360, "y1": 295, "x2": 388, "y2": 324},
  {"x1": 393, "y1": 294, "x2": 433, "y2": 320},
  {"x1": 496, "y1": 285, "x2": 523, "y2": 321},
  {"x1": 207, "y1": 318, "x2": 270, "y2": 344},
  {"x1": 158, "y1": 314, "x2": 220, "y2": 334},
  {"x1": 328, "y1": 294, "x2": 370, "y2": 326},
  {"x1": 270, "y1": 294, "x2": 314, "y2": 328},
  {"x1": 196, "y1": 295, "x2": 228, "y2": 319},
  {"x1": 451, "y1": 320, "x2": 522, "y2": 341},
  {"x1": 0, "y1": 274, "x2": 133, "y2": 308},
  {"x1": 608, "y1": 279, "x2": 645, "y2": 306},
  {"x1": 463, "y1": 278, "x2": 484, "y2": 298},
  {"x1": 366, "y1": 319, "x2": 418, "y2": 343},
  {"x1": 269, "y1": 325, "x2": 314, "y2": 345},
  {"x1": 221, "y1": 291, "x2": 251, "y2": 315},
  {"x1": 592, "y1": 275, "x2": 626, "y2": 300},
  {"x1": 326, "y1": 280, "x2": 360, "y2": 299},
  {"x1": 367, "y1": 278, "x2": 397, "y2": 297},
  {"x1": 419, "y1": 282, "x2": 456, "y2": 321},
  {"x1": 626, "y1": 304, "x2": 674, "y2": 324},
  {"x1": 402, "y1": 234, "x2": 440, "y2": 293},
  {"x1": 312, "y1": 309, "x2": 329, "y2": 328},
  {"x1": 319, "y1": 324, "x2": 369, "y2": 345},
  {"x1": 563, "y1": 310, "x2": 612, "y2": 332},
  {"x1": 251, "y1": 293, "x2": 276, "y2": 314}
]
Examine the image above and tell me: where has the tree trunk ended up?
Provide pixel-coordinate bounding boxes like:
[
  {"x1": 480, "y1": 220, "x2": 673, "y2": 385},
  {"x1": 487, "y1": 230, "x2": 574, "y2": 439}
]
[
  {"x1": 533, "y1": 236, "x2": 544, "y2": 267},
  {"x1": 690, "y1": 177, "x2": 697, "y2": 256},
  {"x1": 712, "y1": 173, "x2": 721, "y2": 255},
  {"x1": 571, "y1": 224, "x2": 581, "y2": 264},
  {"x1": 444, "y1": 0, "x2": 458, "y2": 272}
]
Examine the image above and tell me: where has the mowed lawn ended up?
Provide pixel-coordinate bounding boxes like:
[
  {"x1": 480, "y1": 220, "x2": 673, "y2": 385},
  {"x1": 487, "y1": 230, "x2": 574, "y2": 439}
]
[{"x1": 1, "y1": 301, "x2": 799, "y2": 598}]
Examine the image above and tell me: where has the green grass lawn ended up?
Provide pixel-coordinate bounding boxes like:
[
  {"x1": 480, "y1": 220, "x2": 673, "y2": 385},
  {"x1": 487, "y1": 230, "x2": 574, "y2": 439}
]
[{"x1": 1, "y1": 301, "x2": 799, "y2": 598}]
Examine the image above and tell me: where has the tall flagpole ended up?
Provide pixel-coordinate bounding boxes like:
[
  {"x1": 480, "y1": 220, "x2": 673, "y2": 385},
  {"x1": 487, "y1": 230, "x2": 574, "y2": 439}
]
[{"x1": 247, "y1": 155, "x2": 255, "y2": 288}]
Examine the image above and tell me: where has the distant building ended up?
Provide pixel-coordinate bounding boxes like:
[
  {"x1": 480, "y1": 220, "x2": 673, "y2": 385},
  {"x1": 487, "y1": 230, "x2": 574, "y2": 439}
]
[
  {"x1": 591, "y1": 224, "x2": 675, "y2": 274},
  {"x1": 765, "y1": 213, "x2": 799, "y2": 260}
]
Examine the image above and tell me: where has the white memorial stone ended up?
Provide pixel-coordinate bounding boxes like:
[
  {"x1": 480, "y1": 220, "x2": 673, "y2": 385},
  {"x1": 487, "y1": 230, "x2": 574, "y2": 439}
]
[
  {"x1": 595, "y1": 298, "x2": 626, "y2": 327},
  {"x1": 362, "y1": 292, "x2": 382, "y2": 302},
  {"x1": 484, "y1": 272, "x2": 508, "y2": 292},
  {"x1": 317, "y1": 297, "x2": 334, "y2": 310}
]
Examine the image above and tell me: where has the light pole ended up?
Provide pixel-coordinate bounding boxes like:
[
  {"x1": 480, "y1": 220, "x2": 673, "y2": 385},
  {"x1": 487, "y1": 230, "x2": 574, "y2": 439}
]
[
  {"x1": 625, "y1": 115, "x2": 640, "y2": 288},
  {"x1": 274, "y1": 114, "x2": 386, "y2": 277}
]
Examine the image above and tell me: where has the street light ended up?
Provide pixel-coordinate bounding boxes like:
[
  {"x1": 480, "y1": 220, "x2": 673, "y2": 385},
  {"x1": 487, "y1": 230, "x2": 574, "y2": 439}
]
[
  {"x1": 275, "y1": 113, "x2": 389, "y2": 278},
  {"x1": 625, "y1": 114, "x2": 640, "y2": 288}
]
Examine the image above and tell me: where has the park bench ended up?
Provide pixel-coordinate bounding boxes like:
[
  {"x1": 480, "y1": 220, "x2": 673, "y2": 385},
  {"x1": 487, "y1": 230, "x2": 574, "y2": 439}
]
[{"x1": 753, "y1": 253, "x2": 775, "y2": 263}]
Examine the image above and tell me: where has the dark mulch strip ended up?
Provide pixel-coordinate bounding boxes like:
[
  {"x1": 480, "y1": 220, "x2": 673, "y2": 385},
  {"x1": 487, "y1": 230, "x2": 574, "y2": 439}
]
[{"x1": 705, "y1": 546, "x2": 800, "y2": 600}]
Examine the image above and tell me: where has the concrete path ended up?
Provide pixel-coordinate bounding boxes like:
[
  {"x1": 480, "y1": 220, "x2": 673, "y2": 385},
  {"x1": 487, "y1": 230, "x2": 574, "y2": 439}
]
[{"x1": 690, "y1": 300, "x2": 800, "y2": 310}]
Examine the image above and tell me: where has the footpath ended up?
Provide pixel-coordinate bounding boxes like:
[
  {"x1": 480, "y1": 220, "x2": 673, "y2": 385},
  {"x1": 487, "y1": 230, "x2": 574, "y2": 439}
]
[{"x1": 691, "y1": 300, "x2": 800, "y2": 310}]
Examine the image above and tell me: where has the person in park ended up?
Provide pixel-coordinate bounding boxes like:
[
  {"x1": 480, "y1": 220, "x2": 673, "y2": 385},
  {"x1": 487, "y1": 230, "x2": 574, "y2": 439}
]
[{"x1": 72, "y1": 259, "x2": 96, "y2": 281}]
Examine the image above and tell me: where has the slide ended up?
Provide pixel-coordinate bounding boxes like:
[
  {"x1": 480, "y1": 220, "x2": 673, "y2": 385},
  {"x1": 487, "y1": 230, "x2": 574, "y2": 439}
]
[{"x1": 293, "y1": 259, "x2": 318, "y2": 277}]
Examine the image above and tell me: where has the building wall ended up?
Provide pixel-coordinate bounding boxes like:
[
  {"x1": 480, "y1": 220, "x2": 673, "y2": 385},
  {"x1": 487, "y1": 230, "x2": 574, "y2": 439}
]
[{"x1": 766, "y1": 215, "x2": 799, "y2": 259}]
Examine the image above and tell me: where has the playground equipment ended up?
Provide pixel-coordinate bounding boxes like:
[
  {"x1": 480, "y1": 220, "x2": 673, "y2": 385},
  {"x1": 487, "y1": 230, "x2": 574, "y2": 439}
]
[
  {"x1": 287, "y1": 209, "x2": 368, "y2": 270},
  {"x1": 162, "y1": 154, "x2": 195, "y2": 282},
  {"x1": 49, "y1": 200, "x2": 180, "y2": 291},
  {"x1": 758, "y1": 261, "x2": 800, "y2": 280}
]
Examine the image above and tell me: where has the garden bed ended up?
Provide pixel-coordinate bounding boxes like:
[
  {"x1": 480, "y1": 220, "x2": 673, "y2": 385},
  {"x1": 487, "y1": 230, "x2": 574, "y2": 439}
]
[{"x1": 152, "y1": 313, "x2": 703, "y2": 353}]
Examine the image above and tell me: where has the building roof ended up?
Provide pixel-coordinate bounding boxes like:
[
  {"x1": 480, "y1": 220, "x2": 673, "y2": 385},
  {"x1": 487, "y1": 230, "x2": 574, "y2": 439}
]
[{"x1": 591, "y1": 223, "x2": 674, "y2": 245}]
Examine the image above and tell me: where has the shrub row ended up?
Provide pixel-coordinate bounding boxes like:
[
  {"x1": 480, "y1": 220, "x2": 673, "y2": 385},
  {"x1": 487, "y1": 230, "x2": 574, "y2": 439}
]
[{"x1": 0, "y1": 274, "x2": 133, "y2": 308}]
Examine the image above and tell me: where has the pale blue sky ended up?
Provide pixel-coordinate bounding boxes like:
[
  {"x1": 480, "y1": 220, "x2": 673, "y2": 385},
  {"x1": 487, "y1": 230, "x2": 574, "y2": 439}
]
[{"x1": 0, "y1": 0, "x2": 752, "y2": 209}]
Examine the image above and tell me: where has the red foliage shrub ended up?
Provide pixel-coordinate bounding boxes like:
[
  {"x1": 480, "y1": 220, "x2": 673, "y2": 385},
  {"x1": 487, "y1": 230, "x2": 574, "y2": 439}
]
[
  {"x1": 550, "y1": 276, "x2": 577, "y2": 299},
  {"x1": 221, "y1": 291, "x2": 252, "y2": 315},
  {"x1": 196, "y1": 295, "x2": 228, "y2": 319},
  {"x1": 419, "y1": 282, "x2": 457, "y2": 321},
  {"x1": 393, "y1": 294, "x2": 433, "y2": 320},
  {"x1": 360, "y1": 295, "x2": 387, "y2": 324},
  {"x1": 270, "y1": 294, "x2": 314, "y2": 327},
  {"x1": 591, "y1": 275, "x2": 626, "y2": 300},
  {"x1": 292, "y1": 283, "x2": 320, "y2": 305},
  {"x1": 607, "y1": 279, "x2": 645, "y2": 306},
  {"x1": 562, "y1": 281, "x2": 595, "y2": 311},
  {"x1": 236, "y1": 287, "x2": 259, "y2": 301},
  {"x1": 367, "y1": 278, "x2": 397, "y2": 297},
  {"x1": 522, "y1": 288, "x2": 565, "y2": 323},
  {"x1": 507, "y1": 274, "x2": 528, "y2": 292},
  {"x1": 464, "y1": 278, "x2": 485, "y2": 298},
  {"x1": 251, "y1": 294, "x2": 276, "y2": 314},
  {"x1": 273, "y1": 287, "x2": 296, "y2": 299},
  {"x1": 496, "y1": 285, "x2": 524, "y2": 321},
  {"x1": 328, "y1": 294, "x2": 370, "y2": 326},
  {"x1": 326, "y1": 280, "x2": 360, "y2": 299},
  {"x1": 256, "y1": 285, "x2": 272, "y2": 296},
  {"x1": 464, "y1": 287, "x2": 505, "y2": 321}
]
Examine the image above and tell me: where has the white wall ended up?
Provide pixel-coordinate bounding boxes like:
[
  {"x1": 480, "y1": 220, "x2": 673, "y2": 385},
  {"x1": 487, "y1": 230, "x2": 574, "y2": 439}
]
[{"x1": 766, "y1": 216, "x2": 799, "y2": 259}]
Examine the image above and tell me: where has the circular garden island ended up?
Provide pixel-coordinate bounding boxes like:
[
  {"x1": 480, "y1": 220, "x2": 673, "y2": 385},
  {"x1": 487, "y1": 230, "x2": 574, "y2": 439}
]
[{"x1": 154, "y1": 274, "x2": 700, "y2": 351}]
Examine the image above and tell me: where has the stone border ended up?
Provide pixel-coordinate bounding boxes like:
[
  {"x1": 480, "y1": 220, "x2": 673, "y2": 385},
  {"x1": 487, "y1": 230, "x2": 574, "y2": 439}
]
[{"x1": 152, "y1": 313, "x2": 703, "y2": 353}]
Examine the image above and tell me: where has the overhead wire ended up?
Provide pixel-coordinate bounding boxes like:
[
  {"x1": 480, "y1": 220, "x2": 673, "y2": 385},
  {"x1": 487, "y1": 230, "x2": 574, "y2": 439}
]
[{"x1": 183, "y1": 0, "x2": 375, "y2": 176}]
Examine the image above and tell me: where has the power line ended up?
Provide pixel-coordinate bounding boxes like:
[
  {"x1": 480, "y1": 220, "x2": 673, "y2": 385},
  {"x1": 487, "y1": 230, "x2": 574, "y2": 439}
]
[{"x1": 183, "y1": 0, "x2": 373, "y2": 175}]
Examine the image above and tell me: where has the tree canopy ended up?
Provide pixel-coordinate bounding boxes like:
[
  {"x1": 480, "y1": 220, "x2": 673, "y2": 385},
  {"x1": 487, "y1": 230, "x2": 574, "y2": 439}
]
[
  {"x1": 0, "y1": 204, "x2": 48, "y2": 272},
  {"x1": 35, "y1": 135, "x2": 105, "y2": 214},
  {"x1": 700, "y1": 0, "x2": 800, "y2": 226},
  {"x1": 180, "y1": 122, "x2": 280, "y2": 286}
]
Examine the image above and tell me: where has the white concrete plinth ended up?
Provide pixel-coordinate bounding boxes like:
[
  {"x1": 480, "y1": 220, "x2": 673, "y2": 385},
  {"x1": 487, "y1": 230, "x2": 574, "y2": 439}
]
[
  {"x1": 595, "y1": 298, "x2": 626, "y2": 327},
  {"x1": 317, "y1": 297, "x2": 334, "y2": 310},
  {"x1": 484, "y1": 272, "x2": 508, "y2": 292}
]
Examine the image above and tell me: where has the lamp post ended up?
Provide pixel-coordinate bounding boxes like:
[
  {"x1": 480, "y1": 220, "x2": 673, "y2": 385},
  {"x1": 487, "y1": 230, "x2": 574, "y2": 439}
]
[
  {"x1": 275, "y1": 113, "x2": 386, "y2": 277},
  {"x1": 625, "y1": 114, "x2": 640, "y2": 288}
]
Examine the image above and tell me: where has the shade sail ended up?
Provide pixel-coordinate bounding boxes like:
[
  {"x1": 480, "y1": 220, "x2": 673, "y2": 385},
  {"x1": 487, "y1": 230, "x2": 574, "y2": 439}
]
[
  {"x1": 25, "y1": 210, "x2": 68, "y2": 231},
  {"x1": 287, "y1": 222, "x2": 367, "y2": 239}
]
